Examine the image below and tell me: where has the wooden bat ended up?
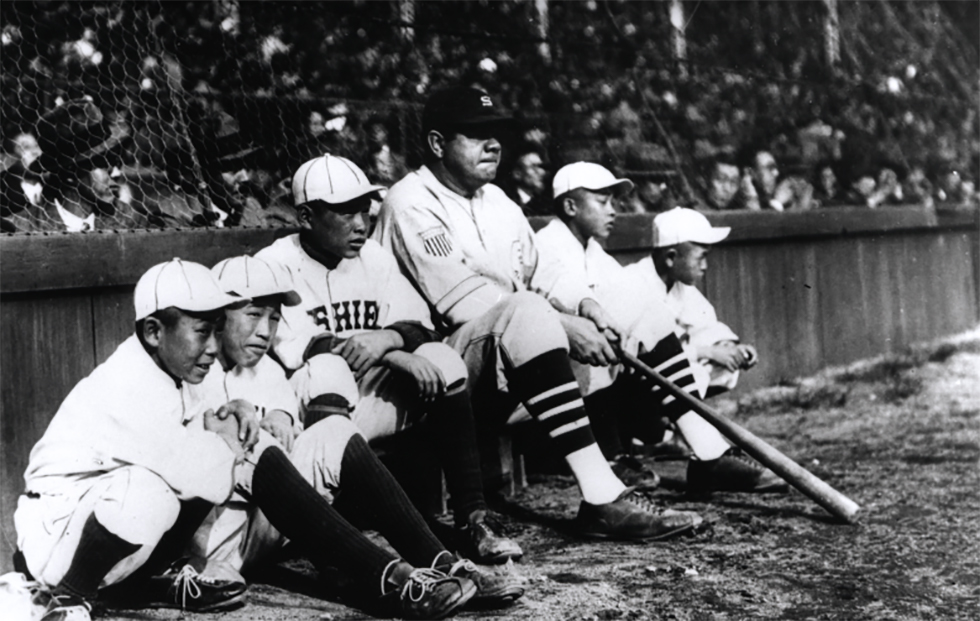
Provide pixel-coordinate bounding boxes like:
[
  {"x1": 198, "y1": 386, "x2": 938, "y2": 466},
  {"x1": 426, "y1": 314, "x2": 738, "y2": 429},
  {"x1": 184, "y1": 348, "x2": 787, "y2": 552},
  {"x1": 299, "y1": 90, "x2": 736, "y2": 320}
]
[{"x1": 621, "y1": 351, "x2": 861, "y2": 523}]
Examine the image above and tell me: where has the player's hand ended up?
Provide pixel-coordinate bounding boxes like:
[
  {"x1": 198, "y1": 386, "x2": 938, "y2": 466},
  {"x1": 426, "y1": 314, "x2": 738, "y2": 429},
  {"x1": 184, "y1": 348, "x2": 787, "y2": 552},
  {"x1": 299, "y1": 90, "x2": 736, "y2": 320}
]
[
  {"x1": 384, "y1": 350, "x2": 446, "y2": 401},
  {"x1": 578, "y1": 298, "x2": 627, "y2": 343},
  {"x1": 215, "y1": 399, "x2": 260, "y2": 451},
  {"x1": 559, "y1": 313, "x2": 619, "y2": 367},
  {"x1": 260, "y1": 409, "x2": 297, "y2": 452},
  {"x1": 332, "y1": 330, "x2": 405, "y2": 380},
  {"x1": 736, "y1": 344, "x2": 759, "y2": 369},
  {"x1": 203, "y1": 408, "x2": 245, "y2": 459},
  {"x1": 700, "y1": 341, "x2": 744, "y2": 372}
]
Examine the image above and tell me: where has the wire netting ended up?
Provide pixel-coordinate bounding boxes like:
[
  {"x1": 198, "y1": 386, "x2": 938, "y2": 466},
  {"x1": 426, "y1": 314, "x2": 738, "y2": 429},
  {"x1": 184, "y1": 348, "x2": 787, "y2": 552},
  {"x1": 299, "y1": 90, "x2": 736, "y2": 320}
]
[{"x1": 1, "y1": 1, "x2": 977, "y2": 234}]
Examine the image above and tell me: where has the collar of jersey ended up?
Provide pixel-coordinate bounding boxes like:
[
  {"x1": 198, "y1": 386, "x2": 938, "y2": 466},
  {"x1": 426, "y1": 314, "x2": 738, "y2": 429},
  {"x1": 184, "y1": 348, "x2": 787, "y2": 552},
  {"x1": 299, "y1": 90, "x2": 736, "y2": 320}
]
[{"x1": 419, "y1": 165, "x2": 485, "y2": 204}]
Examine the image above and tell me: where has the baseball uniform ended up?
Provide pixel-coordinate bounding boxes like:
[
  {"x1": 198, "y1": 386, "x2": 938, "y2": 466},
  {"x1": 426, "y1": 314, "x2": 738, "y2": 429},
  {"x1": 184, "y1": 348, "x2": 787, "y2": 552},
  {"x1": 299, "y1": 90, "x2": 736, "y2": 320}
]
[
  {"x1": 374, "y1": 166, "x2": 605, "y2": 461},
  {"x1": 255, "y1": 233, "x2": 467, "y2": 438},
  {"x1": 187, "y1": 357, "x2": 361, "y2": 572},
  {"x1": 625, "y1": 255, "x2": 742, "y2": 393},
  {"x1": 15, "y1": 335, "x2": 238, "y2": 588}
]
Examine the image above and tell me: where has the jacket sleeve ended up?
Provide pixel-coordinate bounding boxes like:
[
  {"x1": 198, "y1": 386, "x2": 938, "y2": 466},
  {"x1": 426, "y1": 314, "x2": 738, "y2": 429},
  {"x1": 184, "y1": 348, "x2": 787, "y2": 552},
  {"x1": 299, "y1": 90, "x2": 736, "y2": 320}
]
[
  {"x1": 375, "y1": 201, "x2": 511, "y2": 328},
  {"x1": 679, "y1": 285, "x2": 740, "y2": 350}
]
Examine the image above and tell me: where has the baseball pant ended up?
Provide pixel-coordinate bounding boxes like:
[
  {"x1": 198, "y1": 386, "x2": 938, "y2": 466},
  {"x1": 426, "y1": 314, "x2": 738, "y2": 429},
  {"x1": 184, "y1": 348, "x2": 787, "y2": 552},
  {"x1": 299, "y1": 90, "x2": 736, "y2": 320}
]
[
  {"x1": 291, "y1": 341, "x2": 468, "y2": 439},
  {"x1": 15, "y1": 466, "x2": 181, "y2": 588}
]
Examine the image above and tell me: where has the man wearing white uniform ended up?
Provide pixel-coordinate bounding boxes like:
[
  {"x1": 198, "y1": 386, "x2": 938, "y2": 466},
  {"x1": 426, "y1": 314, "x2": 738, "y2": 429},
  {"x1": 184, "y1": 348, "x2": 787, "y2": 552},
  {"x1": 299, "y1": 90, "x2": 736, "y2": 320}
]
[
  {"x1": 256, "y1": 154, "x2": 523, "y2": 564},
  {"x1": 537, "y1": 164, "x2": 785, "y2": 494},
  {"x1": 374, "y1": 86, "x2": 702, "y2": 541}
]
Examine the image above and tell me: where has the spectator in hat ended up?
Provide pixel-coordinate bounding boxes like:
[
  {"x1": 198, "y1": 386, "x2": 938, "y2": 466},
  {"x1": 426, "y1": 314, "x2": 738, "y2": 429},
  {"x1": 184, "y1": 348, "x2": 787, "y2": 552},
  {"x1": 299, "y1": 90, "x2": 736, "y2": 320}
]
[
  {"x1": 500, "y1": 146, "x2": 549, "y2": 216},
  {"x1": 20, "y1": 98, "x2": 148, "y2": 232}
]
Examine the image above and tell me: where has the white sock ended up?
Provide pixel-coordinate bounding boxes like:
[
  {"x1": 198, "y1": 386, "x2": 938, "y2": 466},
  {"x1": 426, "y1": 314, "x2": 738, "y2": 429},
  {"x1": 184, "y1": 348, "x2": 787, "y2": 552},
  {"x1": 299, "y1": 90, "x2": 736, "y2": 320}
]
[
  {"x1": 675, "y1": 412, "x2": 730, "y2": 460},
  {"x1": 565, "y1": 443, "x2": 627, "y2": 505}
]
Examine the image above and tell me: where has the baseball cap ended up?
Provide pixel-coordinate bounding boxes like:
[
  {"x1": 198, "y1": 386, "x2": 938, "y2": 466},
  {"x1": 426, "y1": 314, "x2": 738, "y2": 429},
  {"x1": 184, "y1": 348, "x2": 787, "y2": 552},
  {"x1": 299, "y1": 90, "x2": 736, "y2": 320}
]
[
  {"x1": 134, "y1": 258, "x2": 242, "y2": 321},
  {"x1": 652, "y1": 207, "x2": 731, "y2": 248},
  {"x1": 211, "y1": 255, "x2": 301, "y2": 307},
  {"x1": 292, "y1": 154, "x2": 385, "y2": 209},
  {"x1": 553, "y1": 161, "x2": 635, "y2": 200},
  {"x1": 422, "y1": 86, "x2": 512, "y2": 134}
]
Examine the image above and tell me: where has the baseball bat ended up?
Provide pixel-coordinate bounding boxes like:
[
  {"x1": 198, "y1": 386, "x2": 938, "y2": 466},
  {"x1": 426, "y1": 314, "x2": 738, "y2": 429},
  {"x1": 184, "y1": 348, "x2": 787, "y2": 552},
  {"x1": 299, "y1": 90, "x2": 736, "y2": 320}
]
[{"x1": 621, "y1": 351, "x2": 861, "y2": 523}]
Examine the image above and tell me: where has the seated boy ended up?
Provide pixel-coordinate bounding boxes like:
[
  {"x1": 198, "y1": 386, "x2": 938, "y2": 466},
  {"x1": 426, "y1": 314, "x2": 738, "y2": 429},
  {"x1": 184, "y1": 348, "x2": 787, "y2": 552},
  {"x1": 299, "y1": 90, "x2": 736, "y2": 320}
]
[
  {"x1": 191, "y1": 254, "x2": 523, "y2": 610},
  {"x1": 537, "y1": 164, "x2": 785, "y2": 494},
  {"x1": 255, "y1": 154, "x2": 522, "y2": 564},
  {"x1": 16, "y1": 259, "x2": 477, "y2": 621}
]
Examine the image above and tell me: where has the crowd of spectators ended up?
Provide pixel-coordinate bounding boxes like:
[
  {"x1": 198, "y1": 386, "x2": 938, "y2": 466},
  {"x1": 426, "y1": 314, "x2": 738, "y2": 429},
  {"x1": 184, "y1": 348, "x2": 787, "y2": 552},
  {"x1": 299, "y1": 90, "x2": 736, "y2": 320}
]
[{"x1": 2, "y1": 95, "x2": 977, "y2": 234}]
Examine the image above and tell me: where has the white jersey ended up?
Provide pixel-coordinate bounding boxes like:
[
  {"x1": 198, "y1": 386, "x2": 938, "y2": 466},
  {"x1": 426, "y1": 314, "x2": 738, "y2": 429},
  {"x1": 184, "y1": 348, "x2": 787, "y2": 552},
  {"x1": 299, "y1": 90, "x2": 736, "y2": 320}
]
[
  {"x1": 23, "y1": 335, "x2": 237, "y2": 505},
  {"x1": 624, "y1": 256, "x2": 740, "y2": 351},
  {"x1": 193, "y1": 356, "x2": 301, "y2": 432},
  {"x1": 255, "y1": 234, "x2": 436, "y2": 371},
  {"x1": 373, "y1": 166, "x2": 590, "y2": 330}
]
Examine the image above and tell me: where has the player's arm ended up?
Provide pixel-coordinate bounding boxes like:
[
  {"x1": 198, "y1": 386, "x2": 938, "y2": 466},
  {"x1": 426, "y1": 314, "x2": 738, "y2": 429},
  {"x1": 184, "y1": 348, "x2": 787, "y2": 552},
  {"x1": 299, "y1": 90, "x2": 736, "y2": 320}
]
[{"x1": 375, "y1": 202, "x2": 510, "y2": 327}]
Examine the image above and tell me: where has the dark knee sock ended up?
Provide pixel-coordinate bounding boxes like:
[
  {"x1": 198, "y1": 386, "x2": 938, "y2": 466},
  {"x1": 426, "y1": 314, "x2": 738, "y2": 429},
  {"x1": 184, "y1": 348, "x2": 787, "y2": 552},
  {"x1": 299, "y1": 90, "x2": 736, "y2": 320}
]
[
  {"x1": 58, "y1": 514, "x2": 140, "y2": 599},
  {"x1": 635, "y1": 334, "x2": 703, "y2": 423},
  {"x1": 506, "y1": 349, "x2": 598, "y2": 456},
  {"x1": 422, "y1": 391, "x2": 487, "y2": 526},
  {"x1": 584, "y1": 386, "x2": 626, "y2": 459},
  {"x1": 250, "y1": 446, "x2": 397, "y2": 589},
  {"x1": 333, "y1": 434, "x2": 447, "y2": 568}
]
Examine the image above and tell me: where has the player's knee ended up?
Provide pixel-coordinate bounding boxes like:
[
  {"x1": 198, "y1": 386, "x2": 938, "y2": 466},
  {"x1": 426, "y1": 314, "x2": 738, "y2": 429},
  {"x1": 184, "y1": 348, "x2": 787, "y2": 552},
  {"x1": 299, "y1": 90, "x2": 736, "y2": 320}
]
[
  {"x1": 298, "y1": 353, "x2": 359, "y2": 410},
  {"x1": 95, "y1": 466, "x2": 180, "y2": 544},
  {"x1": 501, "y1": 291, "x2": 568, "y2": 352},
  {"x1": 413, "y1": 342, "x2": 468, "y2": 394},
  {"x1": 291, "y1": 416, "x2": 361, "y2": 493}
]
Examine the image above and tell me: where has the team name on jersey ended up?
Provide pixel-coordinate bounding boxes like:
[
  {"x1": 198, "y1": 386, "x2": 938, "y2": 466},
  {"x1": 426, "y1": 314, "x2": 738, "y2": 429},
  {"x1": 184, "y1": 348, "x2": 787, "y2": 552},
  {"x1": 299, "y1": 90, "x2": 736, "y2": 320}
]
[{"x1": 307, "y1": 300, "x2": 380, "y2": 332}]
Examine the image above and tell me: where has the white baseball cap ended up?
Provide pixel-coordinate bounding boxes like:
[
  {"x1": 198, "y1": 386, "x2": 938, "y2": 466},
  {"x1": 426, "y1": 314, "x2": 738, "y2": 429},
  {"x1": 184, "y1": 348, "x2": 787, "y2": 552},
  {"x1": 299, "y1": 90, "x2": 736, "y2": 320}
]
[
  {"x1": 292, "y1": 154, "x2": 385, "y2": 207},
  {"x1": 552, "y1": 161, "x2": 634, "y2": 200},
  {"x1": 211, "y1": 255, "x2": 301, "y2": 307},
  {"x1": 134, "y1": 258, "x2": 242, "y2": 321},
  {"x1": 652, "y1": 207, "x2": 731, "y2": 247}
]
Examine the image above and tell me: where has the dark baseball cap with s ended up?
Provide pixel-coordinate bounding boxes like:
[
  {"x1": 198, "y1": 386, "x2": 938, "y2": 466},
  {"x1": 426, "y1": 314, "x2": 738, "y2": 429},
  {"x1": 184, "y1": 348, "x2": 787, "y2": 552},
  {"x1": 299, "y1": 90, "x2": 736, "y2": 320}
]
[{"x1": 422, "y1": 86, "x2": 513, "y2": 135}]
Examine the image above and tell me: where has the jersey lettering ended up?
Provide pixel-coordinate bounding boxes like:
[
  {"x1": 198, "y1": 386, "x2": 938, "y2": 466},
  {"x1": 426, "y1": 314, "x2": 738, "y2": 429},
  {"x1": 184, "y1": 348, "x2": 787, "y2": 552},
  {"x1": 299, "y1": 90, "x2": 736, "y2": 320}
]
[{"x1": 307, "y1": 300, "x2": 381, "y2": 332}]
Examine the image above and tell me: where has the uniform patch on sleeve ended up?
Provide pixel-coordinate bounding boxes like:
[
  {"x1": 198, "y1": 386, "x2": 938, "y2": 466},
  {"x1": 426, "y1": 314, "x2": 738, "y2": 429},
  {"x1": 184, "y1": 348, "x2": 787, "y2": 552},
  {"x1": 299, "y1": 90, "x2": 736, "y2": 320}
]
[{"x1": 420, "y1": 227, "x2": 453, "y2": 257}]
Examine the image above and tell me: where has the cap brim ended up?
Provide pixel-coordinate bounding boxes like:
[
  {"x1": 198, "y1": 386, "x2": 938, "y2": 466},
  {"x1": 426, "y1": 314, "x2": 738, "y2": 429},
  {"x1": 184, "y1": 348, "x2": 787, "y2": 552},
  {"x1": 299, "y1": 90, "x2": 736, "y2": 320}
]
[
  {"x1": 316, "y1": 185, "x2": 386, "y2": 212},
  {"x1": 688, "y1": 227, "x2": 731, "y2": 245},
  {"x1": 248, "y1": 288, "x2": 303, "y2": 307},
  {"x1": 592, "y1": 179, "x2": 635, "y2": 197},
  {"x1": 176, "y1": 291, "x2": 244, "y2": 314}
]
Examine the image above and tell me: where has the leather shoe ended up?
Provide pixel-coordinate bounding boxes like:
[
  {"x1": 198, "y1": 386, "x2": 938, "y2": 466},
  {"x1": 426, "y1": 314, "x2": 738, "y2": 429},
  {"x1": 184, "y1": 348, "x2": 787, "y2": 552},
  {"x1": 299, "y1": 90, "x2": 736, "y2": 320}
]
[
  {"x1": 432, "y1": 552, "x2": 524, "y2": 609},
  {"x1": 687, "y1": 448, "x2": 789, "y2": 493},
  {"x1": 575, "y1": 487, "x2": 700, "y2": 541},
  {"x1": 456, "y1": 510, "x2": 523, "y2": 564}
]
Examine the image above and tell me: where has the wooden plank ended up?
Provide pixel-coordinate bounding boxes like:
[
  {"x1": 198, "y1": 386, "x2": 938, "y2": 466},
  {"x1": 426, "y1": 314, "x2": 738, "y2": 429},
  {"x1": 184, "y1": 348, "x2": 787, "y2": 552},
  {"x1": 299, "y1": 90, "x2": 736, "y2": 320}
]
[
  {"x1": 1, "y1": 293, "x2": 97, "y2": 573},
  {"x1": 93, "y1": 288, "x2": 137, "y2": 365},
  {"x1": 1, "y1": 227, "x2": 297, "y2": 294}
]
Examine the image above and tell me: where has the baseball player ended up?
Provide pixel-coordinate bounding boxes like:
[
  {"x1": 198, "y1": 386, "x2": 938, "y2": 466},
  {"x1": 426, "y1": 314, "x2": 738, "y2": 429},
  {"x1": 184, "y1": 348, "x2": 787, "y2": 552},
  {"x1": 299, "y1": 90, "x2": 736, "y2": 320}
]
[
  {"x1": 16, "y1": 259, "x2": 477, "y2": 621},
  {"x1": 254, "y1": 154, "x2": 523, "y2": 565},
  {"x1": 373, "y1": 86, "x2": 702, "y2": 541},
  {"x1": 537, "y1": 164, "x2": 786, "y2": 493},
  {"x1": 189, "y1": 254, "x2": 523, "y2": 611}
]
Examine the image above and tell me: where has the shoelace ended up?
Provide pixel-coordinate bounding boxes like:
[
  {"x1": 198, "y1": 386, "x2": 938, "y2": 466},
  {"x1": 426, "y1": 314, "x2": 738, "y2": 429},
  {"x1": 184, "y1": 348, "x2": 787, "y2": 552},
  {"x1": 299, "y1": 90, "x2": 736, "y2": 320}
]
[
  {"x1": 46, "y1": 592, "x2": 92, "y2": 614},
  {"x1": 622, "y1": 487, "x2": 664, "y2": 515},
  {"x1": 447, "y1": 558, "x2": 477, "y2": 578},
  {"x1": 170, "y1": 564, "x2": 204, "y2": 609},
  {"x1": 403, "y1": 568, "x2": 452, "y2": 603}
]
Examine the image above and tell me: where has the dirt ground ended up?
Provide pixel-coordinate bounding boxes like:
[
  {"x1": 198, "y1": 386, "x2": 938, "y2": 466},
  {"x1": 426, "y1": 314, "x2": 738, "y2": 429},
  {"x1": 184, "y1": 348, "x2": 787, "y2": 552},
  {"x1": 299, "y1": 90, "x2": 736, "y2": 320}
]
[{"x1": 97, "y1": 328, "x2": 980, "y2": 621}]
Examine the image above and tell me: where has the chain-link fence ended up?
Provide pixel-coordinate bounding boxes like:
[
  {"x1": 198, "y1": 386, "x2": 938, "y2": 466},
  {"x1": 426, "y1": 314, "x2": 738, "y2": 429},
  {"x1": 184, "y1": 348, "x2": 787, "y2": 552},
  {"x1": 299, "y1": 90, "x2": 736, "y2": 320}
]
[{"x1": 2, "y1": 1, "x2": 977, "y2": 234}]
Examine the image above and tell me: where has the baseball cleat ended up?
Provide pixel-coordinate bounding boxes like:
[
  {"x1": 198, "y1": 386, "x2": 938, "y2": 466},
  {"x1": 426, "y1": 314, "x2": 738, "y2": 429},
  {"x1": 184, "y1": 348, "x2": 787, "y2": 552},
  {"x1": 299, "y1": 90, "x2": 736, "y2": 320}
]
[
  {"x1": 609, "y1": 454, "x2": 662, "y2": 490},
  {"x1": 687, "y1": 448, "x2": 789, "y2": 494},
  {"x1": 575, "y1": 487, "x2": 700, "y2": 542},
  {"x1": 456, "y1": 510, "x2": 523, "y2": 564},
  {"x1": 141, "y1": 560, "x2": 247, "y2": 612},
  {"x1": 432, "y1": 552, "x2": 525, "y2": 609},
  {"x1": 36, "y1": 591, "x2": 92, "y2": 621},
  {"x1": 384, "y1": 567, "x2": 476, "y2": 620}
]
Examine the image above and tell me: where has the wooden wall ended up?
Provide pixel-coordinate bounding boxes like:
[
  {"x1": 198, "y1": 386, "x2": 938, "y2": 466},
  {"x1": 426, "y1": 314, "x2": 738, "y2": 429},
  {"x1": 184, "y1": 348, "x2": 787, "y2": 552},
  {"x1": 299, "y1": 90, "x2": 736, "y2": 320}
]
[{"x1": 1, "y1": 206, "x2": 977, "y2": 571}]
